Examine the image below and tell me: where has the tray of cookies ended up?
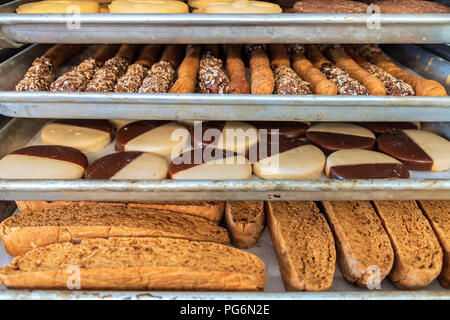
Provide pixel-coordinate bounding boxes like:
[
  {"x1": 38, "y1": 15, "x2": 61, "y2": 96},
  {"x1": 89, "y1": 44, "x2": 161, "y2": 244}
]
[
  {"x1": 0, "y1": 117, "x2": 448, "y2": 201},
  {"x1": 0, "y1": 0, "x2": 449, "y2": 47},
  {"x1": 0, "y1": 198, "x2": 448, "y2": 297},
  {"x1": 0, "y1": 43, "x2": 448, "y2": 121}
]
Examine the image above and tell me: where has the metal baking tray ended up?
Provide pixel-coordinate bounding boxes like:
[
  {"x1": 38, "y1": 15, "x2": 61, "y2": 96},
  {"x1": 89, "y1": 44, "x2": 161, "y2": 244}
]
[
  {"x1": 0, "y1": 117, "x2": 448, "y2": 201},
  {"x1": 0, "y1": 208, "x2": 448, "y2": 299},
  {"x1": 0, "y1": 44, "x2": 449, "y2": 122},
  {"x1": 1, "y1": 0, "x2": 450, "y2": 47}
]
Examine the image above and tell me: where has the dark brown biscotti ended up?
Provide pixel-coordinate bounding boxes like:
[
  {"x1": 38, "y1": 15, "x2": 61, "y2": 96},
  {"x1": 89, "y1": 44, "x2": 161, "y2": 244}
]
[
  {"x1": 225, "y1": 201, "x2": 265, "y2": 249},
  {"x1": 372, "y1": 201, "x2": 443, "y2": 289},
  {"x1": 417, "y1": 200, "x2": 450, "y2": 289},
  {"x1": 0, "y1": 237, "x2": 266, "y2": 291},
  {"x1": 16, "y1": 200, "x2": 225, "y2": 224},
  {"x1": 266, "y1": 201, "x2": 336, "y2": 291},
  {"x1": 321, "y1": 201, "x2": 394, "y2": 287},
  {"x1": 0, "y1": 205, "x2": 230, "y2": 256}
]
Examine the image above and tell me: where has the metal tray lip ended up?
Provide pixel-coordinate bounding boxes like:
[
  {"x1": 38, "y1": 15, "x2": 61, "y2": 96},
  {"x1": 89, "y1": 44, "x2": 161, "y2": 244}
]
[
  {"x1": 0, "y1": 289, "x2": 448, "y2": 300},
  {"x1": 1, "y1": 13, "x2": 450, "y2": 25},
  {"x1": 1, "y1": 91, "x2": 449, "y2": 106},
  {"x1": 1, "y1": 179, "x2": 449, "y2": 192}
]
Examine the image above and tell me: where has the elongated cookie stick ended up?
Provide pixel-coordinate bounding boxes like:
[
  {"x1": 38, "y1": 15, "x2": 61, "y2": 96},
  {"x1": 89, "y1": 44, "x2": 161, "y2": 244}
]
[
  {"x1": 224, "y1": 44, "x2": 250, "y2": 94},
  {"x1": 246, "y1": 45, "x2": 274, "y2": 94},
  {"x1": 138, "y1": 45, "x2": 185, "y2": 93},
  {"x1": 289, "y1": 44, "x2": 337, "y2": 95},
  {"x1": 197, "y1": 45, "x2": 230, "y2": 94},
  {"x1": 85, "y1": 44, "x2": 138, "y2": 92},
  {"x1": 305, "y1": 45, "x2": 368, "y2": 96},
  {"x1": 268, "y1": 44, "x2": 311, "y2": 95},
  {"x1": 268, "y1": 44, "x2": 291, "y2": 68},
  {"x1": 51, "y1": 44, "x2": 119, "y2": 92},
  {"x1": 115, "y1": 45, "x2": 162, "y2": 93},
  {"x1": 169, "y1": 45, "x2": 202, "y2": 94},
  {"x1": 355, "y1": 44, "x2": 446, "y2": 97},
  {"x1": 326, "y1": 46, "x2": 387, "y2": 96},
  {"x1": 344, "y1": 46, "x2": 414, "y2": 96},
  {"x1": 16, "y1": 44, "x2": 85, "y2": 91}
]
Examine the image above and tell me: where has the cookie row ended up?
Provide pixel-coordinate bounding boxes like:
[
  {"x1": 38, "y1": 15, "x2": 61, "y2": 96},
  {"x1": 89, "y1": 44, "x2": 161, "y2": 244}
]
[
  {"x1": 16, "y1": 43, "x2": 446, "y2": 96},
  {"x1": 0, "y1": 119, "x2": 448, "y2": 180}
]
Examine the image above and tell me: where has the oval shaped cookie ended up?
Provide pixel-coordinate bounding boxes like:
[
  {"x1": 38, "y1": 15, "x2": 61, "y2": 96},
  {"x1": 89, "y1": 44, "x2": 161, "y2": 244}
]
[
  {"x1": 377, "y1": 129, "x2": 450, "y2": 172},
  {"x1": 0, "y1": 145, "x2": 87, "y2": 179},
  {"x1": 115, "y1": 120, "x2": 190, "y2": 159},
  {"x1": 41, "y1": 119, "x2": 113, "y2": 153},
  {"x1": 252, "y1": 137, "x2": 325, "y2": 179},
  {"x1": 169, "y1": 148, "x2": 252, "y2": 180},
  {"x1": 85, "y1": 151, "x2": 168, "y2": 180},
  {"x1": 191, "y1": 121, "x2": 259, "y2": 155},
  {"x1": 325, "y1": 149, "x2": 410, "y2": 179},
  {"x1": 306, "y1": 123, "x2": 376, "y2": 155}
]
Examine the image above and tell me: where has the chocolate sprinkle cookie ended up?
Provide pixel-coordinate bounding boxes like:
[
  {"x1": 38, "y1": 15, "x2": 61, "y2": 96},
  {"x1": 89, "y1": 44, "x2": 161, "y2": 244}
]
[
  {"x1": 138, "y1": 61, "x2": 175, "y2": 94},
  {"x1": 273, "y1": 65, "x2": 311, "y2": 95},
  {"x1": 16, "y1": 57, "x2": 53, "y2": 91},
  {"x1": 85, "y1": 56, "x2": 129, "y2": 93}
]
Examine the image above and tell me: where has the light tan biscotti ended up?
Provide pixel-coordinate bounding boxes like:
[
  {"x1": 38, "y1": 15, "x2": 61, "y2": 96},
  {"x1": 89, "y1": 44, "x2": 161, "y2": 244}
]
[
  {"x1": 225, "y1": 201, "x2": 265, "y2": 249},
  {"x1": 372, "y1": 201, "x2": 443, "y2": 289},
  {"x1": 0, "y1": 237, "x2": 266, "y2": 291},
  {"x1": 266, "y1": 201, "x2": 336, "y2": 291},
  {"x1": 0, "y1": 206, "x2": 229, "y2": 256},
  {"x1": 16, "y1": 200, "x2": 225, "y2": 224},
  {"x1": 321, "y1": 201, "x2": 394, "y2": 288},
  {"x1": 417, "y1": 200, "x2": 450, "y2": 289}
]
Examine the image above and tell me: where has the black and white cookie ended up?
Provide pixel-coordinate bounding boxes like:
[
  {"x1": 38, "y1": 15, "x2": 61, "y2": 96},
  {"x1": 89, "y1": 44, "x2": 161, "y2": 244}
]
[
  {"x1": 115, "y1": 120, "x2": 190, "y2": 159},
  {"x1": 0, "y1": 145, "x2": 88, "y2": 179},
  {"x1": 306, "y1": 123, "x2": 376, "y2": 155},
  {"x1": 252, "y1": 136, "x2": 325, "y2": 179},
  {"x1": 41, "y1": 119, "x2": 113, "y2": 153},
  {"x1": 169, "y1": 148, "x2": 252, "y2": 180},
  {"x1": 377, "y1": 129, "x2": 450, "y2": 171},
  {"x1": 325, "y1": 149, "x2": 410, "y2": 179},
  {"x1": 191, "y1": 121, "x2": 259, "y2": 155},
  {"x1": 85, "y1": 151, "x2": 168, "y2": 180}
]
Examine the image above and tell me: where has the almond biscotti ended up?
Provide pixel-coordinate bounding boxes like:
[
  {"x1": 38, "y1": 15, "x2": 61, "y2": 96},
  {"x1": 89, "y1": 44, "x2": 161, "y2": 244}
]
[
  {"x1": 0, "y1": 237, "x2": 266, "y2": 291},
  {"x1": 16, "y1": 200, "x2": 225, "y2": 224},
  {"x1": 321, "y1": 201, "x2": 394, "y2": 288},
  {"x1": 0, "y1": 205, "x2": 229, "y2": 256},
  {"x1": 225, "y1": 201, "x2": 265, "y2": 249},
  {"x1": 372, "y1": 200, "x2": 443, "y2": 289},
  {"x1": 266, "y1": 201, "x2": 336, "y2": 291},
  {"x1": 417, "y1": 200, "x2": 450, "y2": 289}
]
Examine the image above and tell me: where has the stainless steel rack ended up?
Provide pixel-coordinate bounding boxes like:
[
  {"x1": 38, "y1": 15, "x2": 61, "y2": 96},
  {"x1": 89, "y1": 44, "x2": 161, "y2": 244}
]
[{"x1": 1, "y1": 0, "x2": 450, "y2": 46}]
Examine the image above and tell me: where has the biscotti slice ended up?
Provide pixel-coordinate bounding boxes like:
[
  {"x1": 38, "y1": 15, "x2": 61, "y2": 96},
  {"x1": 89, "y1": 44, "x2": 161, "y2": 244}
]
[
  {"x1": 417, "y1": 200, "x2": 450, "y2": 289},
  {"x1": 16, "y1": 200, "x2": 225, "y2": 223},
  {"x1": 266, "y1": 201, "x2": 336, "y2": 291},
  {"x1": 0, "y1": 205, "x2": 229, "y2": 256},
  {"x1": 225, "y1": 201, "x2": 265, "y2": 249},
  {"x1": 372, "y1": 201, "x2": 443, "y2": 289},
  {"x1": 0, "y1": 237, "x2": 266, "y2": 291},
  {"x1": 321, "y1": 201, "x2": 394, "y2": 288}
]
